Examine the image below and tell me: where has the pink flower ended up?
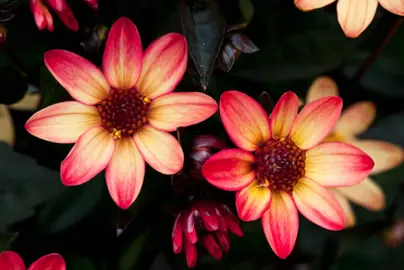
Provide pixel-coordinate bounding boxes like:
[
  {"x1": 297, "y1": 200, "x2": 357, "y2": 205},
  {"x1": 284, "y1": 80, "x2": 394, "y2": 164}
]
[
  {"x1": 172, "y1": 200, "x2": 243, "y2": 268},
  {"x1": 29, "y1": 0, "x2": 98, "y2": 32},
  {"x1": 201, "y1": 90, "x2": 374, "y2": 258},
  {"x1": 25, "y1": 17, "x2": 218, "y2": 209},
  {"x1": 295, "y1": 0, "x2": 404, "y2": 38},
  {"x1": 0, "y1": 251, "x2": 65, "y2": 270}
]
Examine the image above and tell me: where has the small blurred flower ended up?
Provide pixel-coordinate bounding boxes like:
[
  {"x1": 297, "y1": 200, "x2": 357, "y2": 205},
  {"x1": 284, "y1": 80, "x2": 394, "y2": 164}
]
[
  {"x1": 202, "y1": 90, "x2": 374, "y2": 258},
  {"x1": 172, "y1": 200, "x2": 243, "y2": 268},
  {"x1": 0, "y1": 23, "x2": 6, "y2": 43},
  {"x1": 305, "y1": 76, "x2": 404, "y2": 227},
  {"x1": 25, "y1": 17, "x2": 218, "y2": 210},
  {"x1": 29, "y1": 0, "x2": 98, "y2": 32},
  {"x1": 0, "y1": 251, "x2": 65, "y2": 270},
  {"x1": 294, "y1": 0, "x2": 404, "y2": 38},
  {"x1": 217, "y1": 29, "x2": 259, "y2": 72},
  {"x1": 189, "y1": 135, "x2": 227, "y2": 180},
  {"x1": 383, "y1": 219, "x2": 404, "y2": 248}
]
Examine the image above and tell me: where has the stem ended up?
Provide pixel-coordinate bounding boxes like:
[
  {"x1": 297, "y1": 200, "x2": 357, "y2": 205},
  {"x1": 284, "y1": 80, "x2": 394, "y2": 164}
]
[{"x1": 354, "y1": 16, "x2": 403, "y2": 82}]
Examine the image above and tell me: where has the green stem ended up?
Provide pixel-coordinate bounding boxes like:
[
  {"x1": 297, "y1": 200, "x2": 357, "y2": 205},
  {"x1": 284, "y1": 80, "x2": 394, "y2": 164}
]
[{"x1": 354, "y1": 17, "x2": 403, "y2": 82}]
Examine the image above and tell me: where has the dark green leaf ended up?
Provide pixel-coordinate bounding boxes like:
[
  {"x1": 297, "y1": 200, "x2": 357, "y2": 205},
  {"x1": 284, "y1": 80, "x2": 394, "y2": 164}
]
[
  {"x1": 238, "y1": 0, "x2": 254, "y2": 24},
  {"x1": 117, "y1": 228, "x2": 150, "y2": 270},
  {"x1": 40, "y1": 65, "x2": 70, "y2": 108},
  {"x1": 0, "y1": 142, "x2": 64, "y2": 231},
  {"x1": 232, "y1": 31, "x2": 357, "y2": 83},
  {"x1": 36, "y1": 176, "x2": 104, "y2": 235},
  {"x1": 344, "y1": 53, "x2": 404, "y2": 98},
  {"x1": 180, "y1": 0, "x2": 226, "y2": 89}
]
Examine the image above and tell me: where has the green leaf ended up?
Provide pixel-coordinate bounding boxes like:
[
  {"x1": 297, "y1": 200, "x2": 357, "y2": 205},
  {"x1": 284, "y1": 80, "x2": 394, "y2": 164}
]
[
  {"x1": 117, "y1": 228, "x2": 150, "y2": 270},
  {"x1": 67, "y1": 255, "x2": 98, "y2": 270},
  {"x1": 232, "y1": 30, "x2": 357, "y2": 83},
  {"x1": 343, "y1": 53, "x2": 404, "y2": 98},
  {"x1": 36, "y1": 176, "x2": 104, "y2": 235},
  {"x1": 0, "y1": 142, "x2": 65, "y2": 232},
  {"x1": 238, "y1": 0, "x2": 254, "y2": 24},
  {"x1": 180, "y1": 0, "x2": 226, "y2": 89},
  {"x1": 40, "y1": 65, "x2": 70, "y2": 108}
]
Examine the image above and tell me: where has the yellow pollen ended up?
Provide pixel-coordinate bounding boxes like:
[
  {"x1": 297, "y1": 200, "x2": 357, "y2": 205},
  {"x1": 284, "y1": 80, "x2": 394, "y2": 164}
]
[
  {"x1": 142, "y1": 97, "x2": 151, "y2": 104},
  {"x1": 111, "y1": 128, "x2": 122, "y2": 140}
]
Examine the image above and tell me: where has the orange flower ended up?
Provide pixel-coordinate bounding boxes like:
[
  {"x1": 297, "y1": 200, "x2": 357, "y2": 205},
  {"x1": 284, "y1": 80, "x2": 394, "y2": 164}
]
[
  {"x1": 305, "y1": 76, "x2": 404, "y2": 227},
  {"x1": 0, "y1": 251, "x2": 65, "y2": 270},
  {"x1": 295, "y1": 0, "x2": 404, "y2": 38},
  {"x1": 201, "y1": 90, "x2": 374, "y2": 259},
  {"x1": 25, "y1": 17, "x2": 218, "y2": 209}
]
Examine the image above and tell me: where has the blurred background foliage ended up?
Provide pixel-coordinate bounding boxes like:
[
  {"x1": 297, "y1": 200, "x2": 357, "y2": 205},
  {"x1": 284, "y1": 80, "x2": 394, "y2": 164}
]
[{"x1": 0, "y1": 0, "x2": 404, "y2": 269}]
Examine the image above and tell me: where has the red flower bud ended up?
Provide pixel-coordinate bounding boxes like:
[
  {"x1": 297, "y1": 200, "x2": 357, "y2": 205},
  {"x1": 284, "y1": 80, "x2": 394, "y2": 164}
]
[
  {"x1": 384, "y1": 219, "x2": 404, "y2": 248},
  {"x1": 172, "y1": 200, "x2": 243, "y2": 268},
  {"x1": 0, "y1": 24, "x2": 6, "y2": 44},
  {"x1": 189, "y1": 135, "x2": 227, "y2": 180}
]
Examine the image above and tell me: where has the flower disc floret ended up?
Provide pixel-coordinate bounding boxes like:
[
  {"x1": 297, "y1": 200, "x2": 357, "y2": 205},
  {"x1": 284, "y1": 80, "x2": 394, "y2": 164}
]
[
  {"x1": 97, "y1": 89, "x2": 150, "y2": 138},
  {"x1": 255, "y1": 137, "x2": 306, "y2": 192}
]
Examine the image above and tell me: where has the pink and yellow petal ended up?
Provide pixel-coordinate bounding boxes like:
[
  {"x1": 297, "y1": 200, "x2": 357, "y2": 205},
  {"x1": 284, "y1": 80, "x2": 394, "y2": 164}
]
[
  {"x1": 134, "y1": 125, "x2": 184, "y2": 175},
  {"x1": 350, "y1": 139, "x2": 404, "y2": 174},
  {"x1": 201, "y1": 149, "x2": 256, "y2": 191},
  {"x1": 271, "y1": 91, "x2": 299, "y2": 139},
  {"x1": 136, "y1": 33, "x2": 187, "y2": 99},
  {"x1": 103, "y1": 17, "x2": 143, "y2": 90},
  {"x1": 28, "y1": 253, "x2": 66, "y2": 270},
  {"x1": 294, "y1": 0, "x2": 336, "y2": 11},
  {"x1": 25, "y1": 101, "x2": 101, "y2": 144},
  {"x1": 337, "y1": 0, "x2": 378, "y2": 38},
  {"x1": 305, "y1": 142, "x2": 374, "y2": 187},
  {"x1": 235, "y1": 180, "x2": 271, "y2": 221},
  {"x1": 61, "y1": 126, "x2": 115, "y2": 186},
  {"x1": 148, "y1": 92, "x2": 218, "y2": 132},
  {"x1": 220, "y1": 91, "x2": 271, "y2": 151},
  {"x1": 290, "y1": 96, "x2": 342, "y2": 150},
  {"x1": 335, "y1": 177, "x2": 385, "y2": 210},
  {"x1": 293, "y1": 177, "x2": 345, "y2": 230},
  {"x1": 106, "y1": 137, "x2": 145, "y2": 209},
  {"x1": 44, "y1": 50, "x2": 109, "y2": 105},
  {"x1": 262, "y1": 191, "x2": 299, "y2": 259},
  {"x1": 331, "y1": 190, "x2": 356, "y2": 227},
  {"x1": 306, "y1": 76, "x2": 339, "y2": 103},
  {"x1": 0, "y1": 251, "x2": 25, "y2": 269},
  {"x1": 379, "y1": 0, "x2": 404, "y2": 15},
  {"x1": 334, "y1": 101, "x2": 376, "y2": 138}
]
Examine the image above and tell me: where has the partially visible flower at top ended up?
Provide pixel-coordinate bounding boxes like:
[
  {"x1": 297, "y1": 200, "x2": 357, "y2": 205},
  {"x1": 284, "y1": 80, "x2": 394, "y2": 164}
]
[
  {"x1": 29, "y1": 0, "x2": 99, "y2": 32},
  {"x1": 218, "y1": 29, "x2": 259, "y2": 72},
  {"x1": 294, "y1": 0, "x2": 404, "y2": 38},
  {"x1": 189, "y1": 135, "x2": 227, "y2": 180},
  {"x1": 172, "y1": 200, "x2": 243, "y2": 268},
  {"x1": 305, "y1": 76, "x2": 404, "y2": 227},
  {"x1": 202, "y1": 90, "x2": 374, "y2": 258},
  {"x1": 0, "y1": 251, "x2": 65, "y2": 270},
  {"x1": 25, "y1": 17, "x2": 218, "y2": 209}
]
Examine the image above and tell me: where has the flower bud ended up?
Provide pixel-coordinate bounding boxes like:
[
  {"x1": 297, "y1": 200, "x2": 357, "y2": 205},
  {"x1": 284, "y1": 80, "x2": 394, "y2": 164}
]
[
  {"x1": 189, "y1": 135, "x2": 227, "y2": 180},
  {"x1": 384, "y1": 219, "x2": 404, "y2": 248},
  {"x1": 0, "y1": 24, "x2": 6, "y2": 44},
  {"x1": 172, "y1": 200, "x2": 243, "y2": 268}
]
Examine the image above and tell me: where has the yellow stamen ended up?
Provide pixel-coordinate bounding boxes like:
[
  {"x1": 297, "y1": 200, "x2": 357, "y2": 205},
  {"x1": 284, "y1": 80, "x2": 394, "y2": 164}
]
[
  {"x1": 142, "y1": 97, "x2": 151, "y2": 104},
  {"x1": 111, "y1": 128, "x2": 122, "y2": 140}
]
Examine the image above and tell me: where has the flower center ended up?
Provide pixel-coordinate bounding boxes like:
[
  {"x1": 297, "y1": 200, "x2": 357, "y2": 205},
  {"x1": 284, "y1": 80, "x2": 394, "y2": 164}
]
[
  {"x1": 255, "y1": 137, "x2": 306, "y2": 192},
  {"x1": 96, "y1": 89, "x2": 150, "y2": 139}
]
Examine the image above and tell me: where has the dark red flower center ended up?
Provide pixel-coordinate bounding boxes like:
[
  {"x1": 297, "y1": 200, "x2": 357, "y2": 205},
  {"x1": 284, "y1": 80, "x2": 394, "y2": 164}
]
[
  {"x1": 255, "y1": 137, "x2": 306, "y2": 192},
  {"x1": 96, "y1": 89, "x2": 150, "y2": 139}
]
